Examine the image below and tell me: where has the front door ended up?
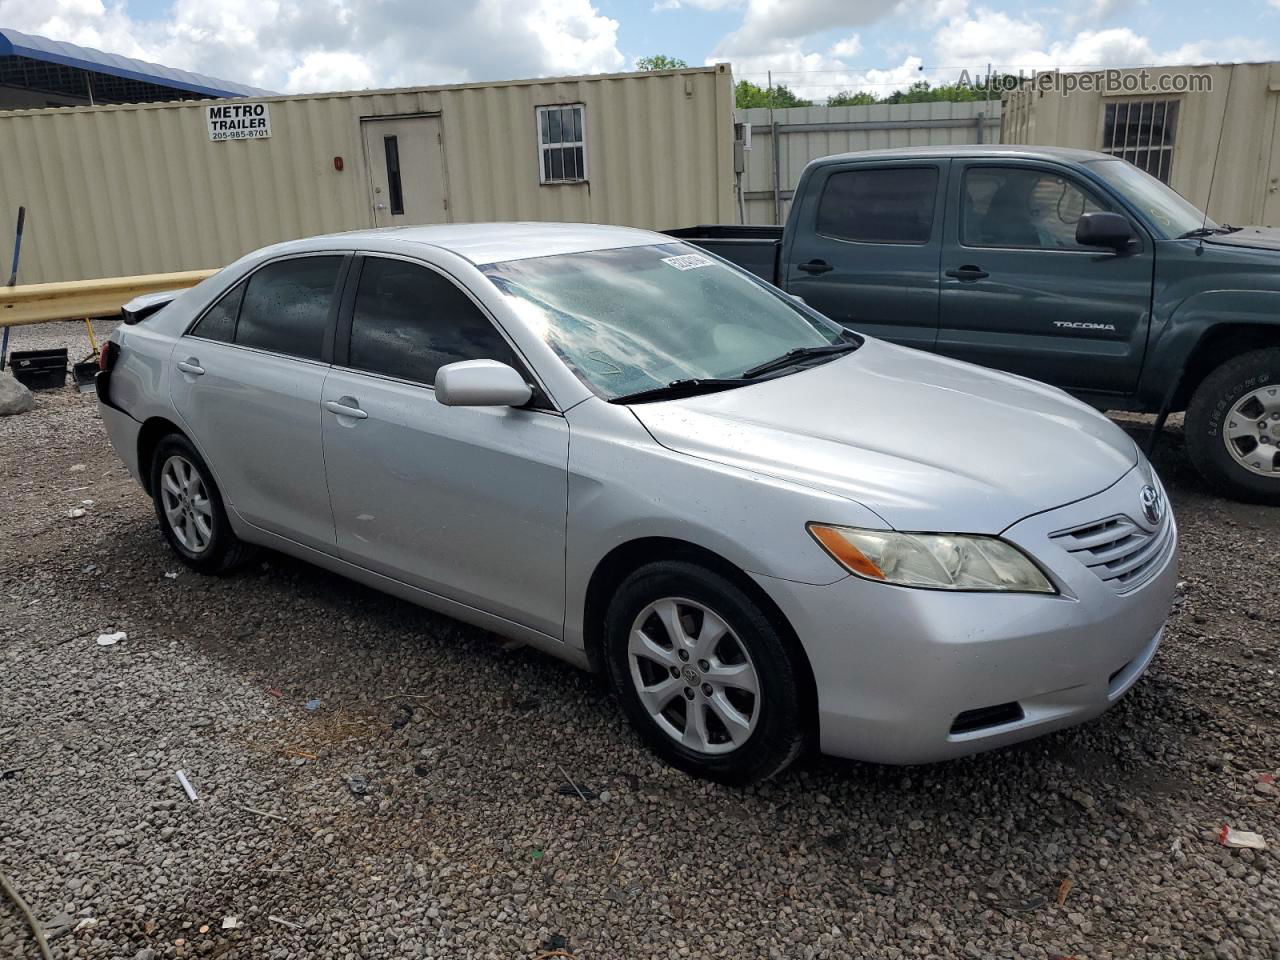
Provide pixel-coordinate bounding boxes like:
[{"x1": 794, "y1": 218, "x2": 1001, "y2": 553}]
[
  {"x1": 783, "y1": 160, "x2": 947, "y2": 350},
  {"x1": 169, "y1": 254, "x2": 347, "y2": 550},
  {"x1": 936, "y1": 160, "x2": 1154, "y2": 395},
  {"x1": 362, "y1": 116, "x2": 449, "y2": 227},
  {"x1": 320, "y1": 254, "x2": 569, "y2": 639}
]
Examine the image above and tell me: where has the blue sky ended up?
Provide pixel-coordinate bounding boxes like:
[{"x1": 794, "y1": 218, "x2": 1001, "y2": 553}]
[{"x1": 4, "y1": 0, "x2": 1277, "y2": 98}]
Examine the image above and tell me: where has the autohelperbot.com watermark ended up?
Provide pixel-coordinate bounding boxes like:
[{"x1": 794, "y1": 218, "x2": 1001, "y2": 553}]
[{"x1": 958, "y1": 67, "x2": 1213, "y2": 97}]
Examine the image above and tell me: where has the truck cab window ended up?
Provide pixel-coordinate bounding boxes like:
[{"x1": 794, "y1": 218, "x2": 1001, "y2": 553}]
[
  {"x1": 962, "y1": 168, "x2": 1108, "y2": 249},
  {"x1": 816, "y1": 167, "x2": 939, "y2": 244}
]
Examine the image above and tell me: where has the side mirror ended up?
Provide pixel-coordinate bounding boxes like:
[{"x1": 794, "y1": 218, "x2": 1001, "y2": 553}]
[
  {"x1": 1075, "y1": 212, "x2": 1136, "y2": 252},
  {"x1": 434, "y1": 359, "x2": 533, "y2": 407}
]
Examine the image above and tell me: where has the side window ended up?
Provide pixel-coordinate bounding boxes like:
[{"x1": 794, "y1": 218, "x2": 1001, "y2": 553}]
[
  {"x1": 189, "y1": 280, "x2": 245, "y2": 342},
  {"x1": 348, "y1": 257, "x2": 519, "y2": 386},
  {"x1": 816, "y1": 167, "x2": 939, "y2": 244},
  {"x1": 962, "y1": 168, "x2": 1109, "y2": 250},
  {"x1": 235, "y1": 256, "x2": 343, "y2": 361}
]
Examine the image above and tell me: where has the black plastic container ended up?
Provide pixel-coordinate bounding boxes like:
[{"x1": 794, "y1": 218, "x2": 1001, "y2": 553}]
[{"x1": 9, "y1": 348, "x2": 68, "y2": 390}]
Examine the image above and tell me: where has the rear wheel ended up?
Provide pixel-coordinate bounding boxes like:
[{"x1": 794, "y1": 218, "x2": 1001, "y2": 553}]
[
  {"x1": 604, "y1": 561, "x2": 806, "y2": 785},
  {"x1": 149, "y1": 433, "x2": 255, "y2": 573},
  {"x1": 1186, "y1": 348, "x2": 1280, "y2": 504}
]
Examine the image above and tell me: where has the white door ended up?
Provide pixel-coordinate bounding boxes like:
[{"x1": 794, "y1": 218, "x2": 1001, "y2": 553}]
[
  {"x1": 1264, "y1": 93, "x2": 1280, "y2": 227},
  {"x1": 362, "y1": 116, "x2": 449, "y2": 227}
]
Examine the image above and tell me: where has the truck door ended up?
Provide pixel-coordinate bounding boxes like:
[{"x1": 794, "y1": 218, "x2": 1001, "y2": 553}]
[
  {"x1": 783, "y1": 160, "x2": 947, "y2": 351},
  {"x1": 936, "y1": 159, "x2": 1153, "y2": 395}
]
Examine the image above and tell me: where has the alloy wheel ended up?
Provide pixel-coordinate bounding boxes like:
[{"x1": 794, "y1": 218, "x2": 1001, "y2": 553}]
[
  {"x1": 160, "y1": 454, "x2": 214, "y2": 554},
  {"x1": 1223, "y1": 385, "x2": 1280, "y2": 478},
  {"x1": 627, "y1": 596, "x2": 760, "y2": 755}
]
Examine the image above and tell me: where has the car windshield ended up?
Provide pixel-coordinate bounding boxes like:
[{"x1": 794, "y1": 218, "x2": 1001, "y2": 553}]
[
  {"x1": 1086, "y1": 158, "x2": 1214, "y2": 238},
  {"x1": 482, "y1": 243, "x2": 847, "y2": 400}
]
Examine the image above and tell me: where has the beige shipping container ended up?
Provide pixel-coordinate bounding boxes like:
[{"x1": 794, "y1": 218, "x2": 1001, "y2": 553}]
[
  {"x1": 1001, "y1": 61, "x2": 1280, "y2": 227},
  {"x1": 0, "y1": 64, "x2": 736, "y2": 283}
]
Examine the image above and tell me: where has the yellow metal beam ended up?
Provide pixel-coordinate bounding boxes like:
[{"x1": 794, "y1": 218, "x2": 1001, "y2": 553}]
[{"x1": 0, "y1": 270, "x2": 217, "y2": 327}]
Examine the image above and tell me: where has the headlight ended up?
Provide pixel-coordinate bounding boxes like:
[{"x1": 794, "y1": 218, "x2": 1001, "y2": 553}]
[{"x1": 807, "y1": 523, "x2": 1056, "y2": 594}]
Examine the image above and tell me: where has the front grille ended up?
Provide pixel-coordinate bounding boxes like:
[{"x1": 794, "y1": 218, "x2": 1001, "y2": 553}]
[{"x1": 1051, "y1": 513, "x2": 1173, "y2": 591}]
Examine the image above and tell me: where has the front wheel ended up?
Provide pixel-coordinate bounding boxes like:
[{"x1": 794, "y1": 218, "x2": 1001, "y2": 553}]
[
  {"x1": 1186, "y1": 348, "x2": 1280, "y2": 504},
  {"x1": 604, "y1": 561, "x2": 807, "y2": 785},
  {"x1": 149, "y1": 433, "x2": 255, "y2": 573}
]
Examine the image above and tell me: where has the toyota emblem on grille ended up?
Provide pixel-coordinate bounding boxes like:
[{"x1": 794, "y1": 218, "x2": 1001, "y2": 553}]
[{"x1": 1139, "y1": 484, "x2": 1163, "y2": 526}]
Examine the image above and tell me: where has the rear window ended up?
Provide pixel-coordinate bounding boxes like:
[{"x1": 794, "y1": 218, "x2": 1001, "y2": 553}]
[
  {"x1": 235, "y1": 256, "x2": 342, "y2": 361},
  {"x1": 190, "y1": 280, "x2": 244, "y2": 343},
  {"x1": 816, "y1": 167, "x2": 939, "y2": 244}
]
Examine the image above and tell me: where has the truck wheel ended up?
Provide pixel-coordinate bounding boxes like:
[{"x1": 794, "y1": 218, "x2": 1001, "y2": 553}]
[
  {"x1": 1186, "y1": 348, "x2": 1280, "y2": 504},
  {"x1": 604, "y1": 561, "x2": 807, "y2": 785}
]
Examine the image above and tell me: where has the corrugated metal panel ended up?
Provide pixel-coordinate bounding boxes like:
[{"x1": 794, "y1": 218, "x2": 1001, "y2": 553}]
[
  {"x1": 737, "y1": 100, "x2": 1001, "y2": 224},
  {"x1": 999, "y1": 62, "x2": 1280, "y2": 227},
  {"x1": 0, "y1": 66, "x2": 735, "y2": 283}
]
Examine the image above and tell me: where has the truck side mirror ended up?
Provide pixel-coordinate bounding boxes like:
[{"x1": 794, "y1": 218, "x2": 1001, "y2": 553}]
[{"x1": 1076, "y1": 212, "x2": 1136, "y2": 252}]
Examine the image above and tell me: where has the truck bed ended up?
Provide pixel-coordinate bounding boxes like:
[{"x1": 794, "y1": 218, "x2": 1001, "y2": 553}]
[{"x1": 664, "y1": 225, "x2": 782, "y2": 284}]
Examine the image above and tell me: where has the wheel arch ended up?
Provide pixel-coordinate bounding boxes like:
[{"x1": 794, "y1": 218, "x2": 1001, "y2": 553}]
[
  {"x1": 136, "y1": 416, "x2": 189, "y2": 496},
  {"x1": 581, "y1": 536, "x2": 819, "y2": 732},
  {"x1": 1174, "y1": 323, "x2": 1280, "y2": 410}
]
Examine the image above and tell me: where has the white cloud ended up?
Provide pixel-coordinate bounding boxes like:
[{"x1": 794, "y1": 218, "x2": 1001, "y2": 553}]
[
  {"x1": 0, "y1": 0, "x2": 626, "y2": 92},
  {"x1": 830, "y1": 35, "x2": 862, "y2": 58}
]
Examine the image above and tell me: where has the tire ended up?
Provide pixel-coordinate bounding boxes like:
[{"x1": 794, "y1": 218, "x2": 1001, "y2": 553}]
[
  {"x1": 1185, "y1": 348, "x2": 1280, "y2": 504},
  {"x1": 149, "y1": 433, "x2": 255, "y2": 574},
  {"x1": 604, "y1": 561, "x2": 807, "y2": 785}
]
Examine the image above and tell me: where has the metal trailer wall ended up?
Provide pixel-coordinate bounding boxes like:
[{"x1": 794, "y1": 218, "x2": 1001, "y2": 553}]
[
  {"x1": 0, "y1": 65, "x2": 736, "y2": 283},
  {"x1": 1000, "y1": 61, "x2": 1280, "y2": 227},
  {"x1": 737, "y1": 100, "x2": 1001, "y2": 225}
]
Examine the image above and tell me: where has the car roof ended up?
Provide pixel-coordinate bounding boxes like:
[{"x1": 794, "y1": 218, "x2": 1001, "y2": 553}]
[
  {"x1": 812, "y1": 144, "x2": 1112, "y2": 165},
  {"x1": 309, "y1": 221, "x2": 668, "y2": 265}
]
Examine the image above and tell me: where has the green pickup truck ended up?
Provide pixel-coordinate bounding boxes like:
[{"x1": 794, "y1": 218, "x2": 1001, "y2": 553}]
[{"x1": 670, "y1": 145, "x2": 1280, "y2": 504}]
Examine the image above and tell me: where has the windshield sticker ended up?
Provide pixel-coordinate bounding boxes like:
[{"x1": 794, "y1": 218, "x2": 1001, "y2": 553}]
[{"x1": 661, "y1": 253, "x2": 715, "y2": 271}]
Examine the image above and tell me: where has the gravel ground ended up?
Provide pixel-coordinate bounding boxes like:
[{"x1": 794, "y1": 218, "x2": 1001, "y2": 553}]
[{"x1": 1, "y1": 321, "x2": 1278, "y2": 959}]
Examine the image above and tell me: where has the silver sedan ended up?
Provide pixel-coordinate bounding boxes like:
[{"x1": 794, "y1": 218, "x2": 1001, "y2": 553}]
[{"x1": 97, "y1": 223, "x2": 1177, "y2": 783}]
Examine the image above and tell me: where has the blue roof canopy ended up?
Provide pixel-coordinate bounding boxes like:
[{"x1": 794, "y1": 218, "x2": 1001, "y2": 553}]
[{"x1": 0, "y1": 27, "x2": 273, "y2": 100}]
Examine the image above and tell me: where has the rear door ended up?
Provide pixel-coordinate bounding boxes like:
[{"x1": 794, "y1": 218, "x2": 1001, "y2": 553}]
[
  {"x1": 783, "y1": 159, "x2": 947, "y2": 350},
  {"x1": 363, "y1": 116, "x2": 448, "y2": 227},
  {"x1": 170, "y1": 254, "x2": 347, "y2": 551},
  {"x1": 936, "y1": 160, "x2": 1153, "y2": 394}
]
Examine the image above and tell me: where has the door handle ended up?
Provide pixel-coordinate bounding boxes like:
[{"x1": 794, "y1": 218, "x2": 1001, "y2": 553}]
[
  {"x1": 323, "y1": 399, "x2": 368, "y2": 419},
  {"x1": 176, "y1": 358, "x2": 205, "y2": 376},
  {"x1": 797, "y1": 259, "x2": 833, "y2": 275},
  {"x1": 945, "y1": 265, "x2": 989, "y2": 282}
]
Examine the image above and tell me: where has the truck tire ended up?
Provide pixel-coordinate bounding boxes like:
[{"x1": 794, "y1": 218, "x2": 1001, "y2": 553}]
[{"x1": 1185, "y1": 348, "x2": 1280, "y2": 504}]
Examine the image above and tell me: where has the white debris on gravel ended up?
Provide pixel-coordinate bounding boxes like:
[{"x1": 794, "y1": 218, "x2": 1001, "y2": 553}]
[{"x1": 1, "y1": 379, "x2": 1278, "y2": 959}]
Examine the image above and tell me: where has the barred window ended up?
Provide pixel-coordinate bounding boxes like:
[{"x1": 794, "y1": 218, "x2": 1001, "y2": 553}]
[
  {"x1": 1102, "y1": 99, "x2": 1178, "y2": 183},
  {"x1": 537, "y1": 103, "x2": 586, "y2": 184}
]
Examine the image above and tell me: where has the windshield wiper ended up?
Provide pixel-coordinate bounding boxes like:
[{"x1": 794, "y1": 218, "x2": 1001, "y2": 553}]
[
  {"x1": 1176, "y1": 224, "x2": 1238, "y2": 239},
  {"x1": 740, "y1": 341, "x2": 860, "y2": 379},
  {"x1": 609, "y1": 378, "x2": 753, "y2": 404}
]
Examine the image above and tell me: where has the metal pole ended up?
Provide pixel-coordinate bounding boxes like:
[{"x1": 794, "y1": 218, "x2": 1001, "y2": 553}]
[
  {"x1": 771, "y1": 121, "x2": 781, "y2": 226},
  {"x1": 1, "y1": 205, "x2": 25, "y2": 372}
]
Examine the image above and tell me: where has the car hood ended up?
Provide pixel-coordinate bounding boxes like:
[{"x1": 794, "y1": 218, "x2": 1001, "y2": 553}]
[
  {"x1": 629, "y1": 338, "x2": 1137, "y2": 533},
  {"x1": 1203, "y1": 226, "x2": 1280, "y2": 253}
]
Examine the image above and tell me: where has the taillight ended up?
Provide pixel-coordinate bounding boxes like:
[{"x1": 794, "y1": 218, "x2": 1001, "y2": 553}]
[{"x1": 99, "y1": 340, "x2": 119, "y2": 373}]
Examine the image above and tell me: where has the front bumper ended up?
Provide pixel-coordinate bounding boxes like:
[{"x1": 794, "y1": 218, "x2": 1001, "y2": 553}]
[{"x1": 757, "y1": 467, "x2": 1178, "y2": 764}]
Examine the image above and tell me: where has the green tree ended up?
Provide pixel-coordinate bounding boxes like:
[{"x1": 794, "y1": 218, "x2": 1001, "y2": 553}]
[
  {"x1": 635, "y1": 54, "x2": 688, "y2": 71},
  {"x1": 827, "y1": 90, "x2": 877, "y2": 106},
  {"x1": 734, "y1": 80, "x2": 811, "y2": 109}
]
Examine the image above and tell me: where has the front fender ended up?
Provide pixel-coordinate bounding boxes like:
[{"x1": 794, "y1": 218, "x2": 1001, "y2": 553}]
[{"x1": 1143, "y1": 287, "x2": 1280, "y2": 407}]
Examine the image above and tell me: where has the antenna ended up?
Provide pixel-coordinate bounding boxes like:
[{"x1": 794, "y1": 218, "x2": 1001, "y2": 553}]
[{"x1": 1199, "y1": 63, "x2": 1235, "y2": 243}]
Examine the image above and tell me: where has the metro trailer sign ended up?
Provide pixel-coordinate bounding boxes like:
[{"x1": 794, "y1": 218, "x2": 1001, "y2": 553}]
[{"x1": 206, "y1": 102, "x2": 272, "y2": 141}]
